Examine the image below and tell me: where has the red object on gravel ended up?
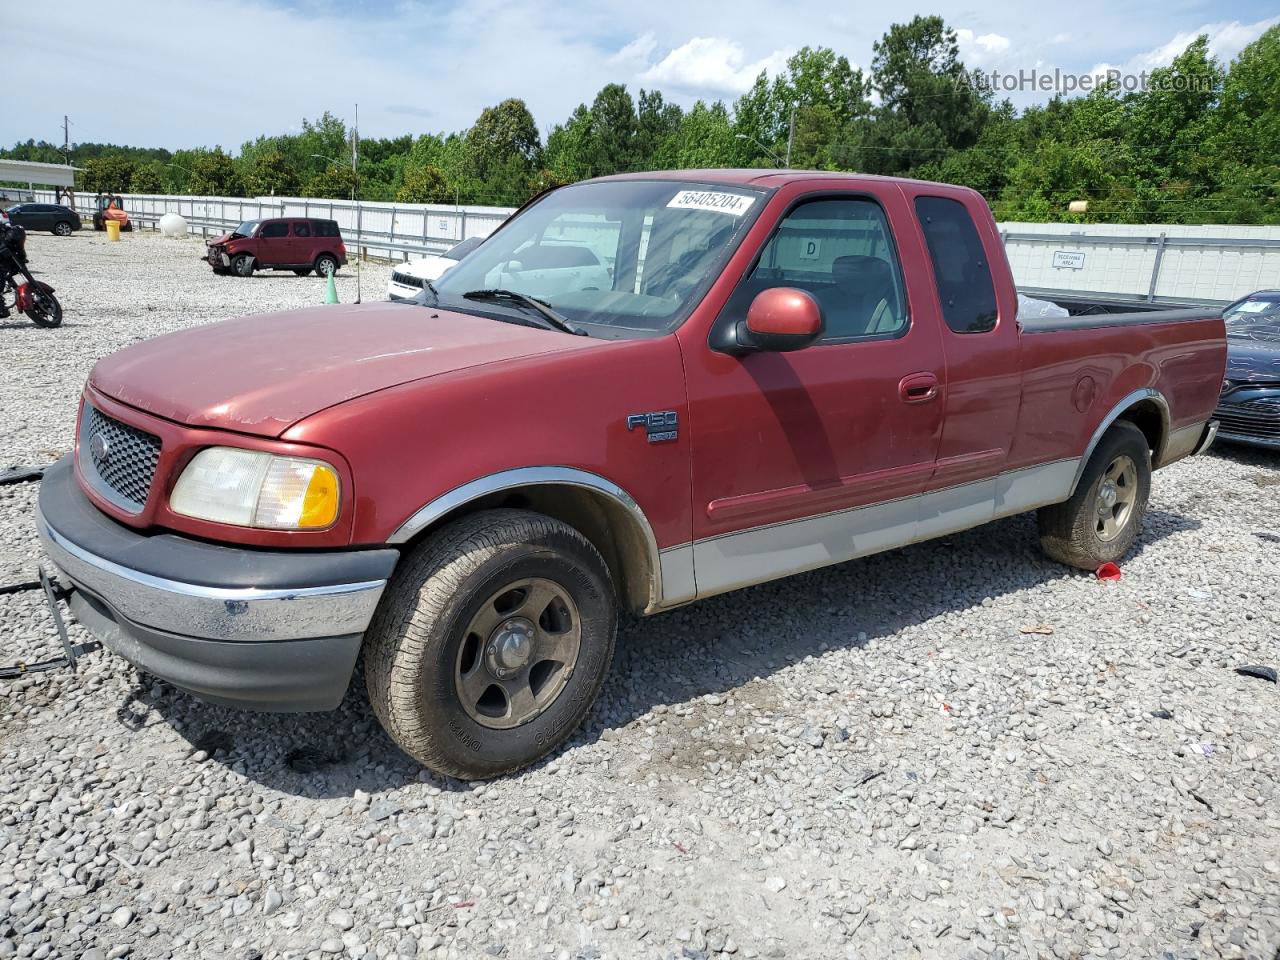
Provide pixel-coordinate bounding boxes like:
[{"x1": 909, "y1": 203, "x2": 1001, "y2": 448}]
[{"x1": 1095, "y1": 562, "x2": 1123, "y2": 581}]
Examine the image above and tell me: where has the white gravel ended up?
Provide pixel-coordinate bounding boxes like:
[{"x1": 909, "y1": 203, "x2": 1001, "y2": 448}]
[{"x1": 2, "y1": 230, "x2": 1279, "y2": 960}]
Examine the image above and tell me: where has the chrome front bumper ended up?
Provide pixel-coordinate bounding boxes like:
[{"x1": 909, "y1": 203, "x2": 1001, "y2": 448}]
[
  {"x1": 35, "y1": 457, "x2": 400, "y2": 711},
  {"x1": 38, "y1": 513, "x2": 387, "y2": 643}
]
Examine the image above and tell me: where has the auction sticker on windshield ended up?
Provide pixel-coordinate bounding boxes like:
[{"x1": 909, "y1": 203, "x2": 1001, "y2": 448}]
[{"x1": 667, "y1": 190, "x2": 756, "y2": 216}]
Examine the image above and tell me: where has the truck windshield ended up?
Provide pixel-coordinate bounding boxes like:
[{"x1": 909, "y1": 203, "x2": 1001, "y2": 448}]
[
  {"x1": 232, "y1": 220, "x2": 259, "y2": 238},
  {"x1": 429, "y1": 180, "x2": 767, "y2": 338}
]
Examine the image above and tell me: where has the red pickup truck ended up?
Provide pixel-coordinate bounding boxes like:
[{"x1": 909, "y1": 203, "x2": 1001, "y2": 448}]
[{"x1": 37, "y1": 171, "x2": 1225, "y2": 779}]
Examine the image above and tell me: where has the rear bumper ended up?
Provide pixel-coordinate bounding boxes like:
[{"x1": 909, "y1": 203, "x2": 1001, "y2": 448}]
[{"x1": 37, "y1": 458, "x2": 399, "y2": 711}]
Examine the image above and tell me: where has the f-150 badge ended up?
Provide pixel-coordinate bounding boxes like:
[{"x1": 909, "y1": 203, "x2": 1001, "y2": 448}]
[{"x1": 627, "y1": 411, "x2": 678, "y2": 443}]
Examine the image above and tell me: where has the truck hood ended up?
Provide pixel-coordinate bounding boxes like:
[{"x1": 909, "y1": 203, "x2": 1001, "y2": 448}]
[{"x1": 89, "y1": 302, "x2": 600, "y2": 437}]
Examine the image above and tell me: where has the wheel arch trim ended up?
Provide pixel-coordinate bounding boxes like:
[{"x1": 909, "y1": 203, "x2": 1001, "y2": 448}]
[
  {"x1": 1069, "y1": 387, "x2": 1169, "y2": 496},
  {"x1": 387, "y1": 467, "x2": 668, "y2": 611}
]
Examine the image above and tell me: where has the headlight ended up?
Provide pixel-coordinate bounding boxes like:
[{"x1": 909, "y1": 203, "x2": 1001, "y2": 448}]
[{"x1": 170, "y1": 447, "x2": 340, "y2": 530}]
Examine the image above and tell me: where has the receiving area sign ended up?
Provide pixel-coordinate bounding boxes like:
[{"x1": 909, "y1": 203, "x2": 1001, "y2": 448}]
[{"x1": 1052, "y1": 251, "x2": 1087, "y2": 270}]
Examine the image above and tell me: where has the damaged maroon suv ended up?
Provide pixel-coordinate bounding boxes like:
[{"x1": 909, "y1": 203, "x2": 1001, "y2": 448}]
[{"x1": 206, "y1": 217, "x2": 347, "y2": 278}]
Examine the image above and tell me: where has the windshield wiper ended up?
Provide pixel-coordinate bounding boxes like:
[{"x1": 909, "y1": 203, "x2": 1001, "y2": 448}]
[{"x1": 462, "y1": 289, "x2": 586, "y2": 336}]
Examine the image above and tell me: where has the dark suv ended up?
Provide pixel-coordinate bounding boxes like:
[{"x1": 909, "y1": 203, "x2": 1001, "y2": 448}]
[
  {"x1": 206, "y1": 218, "x2": 347, "y2": 277},
  {"x1": 5, "y1": 203, "x2": 82, "y2": 236}
]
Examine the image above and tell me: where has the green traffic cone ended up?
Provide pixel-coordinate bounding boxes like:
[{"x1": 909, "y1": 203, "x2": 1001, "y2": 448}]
[{"x1": 323, "y1": 270, "x2": 338, "y2": 304}]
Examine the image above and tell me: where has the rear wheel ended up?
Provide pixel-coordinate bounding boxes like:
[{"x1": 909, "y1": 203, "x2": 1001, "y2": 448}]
[
  {"x1": 231, "y1": 253, "x2": 254, "y2": 277},
  {"x1": 364, "y1": 509, "x2": 617, "y2": 779},
  {"x1": 1038, "y1": 421, "x2": 1151, "y2": 569},
  {"x1": 315, "y1": 254, "x2": 339, "y2": 277},
  {"x1": 53, "y1": 221, "x2": 73, "y2": 237}
]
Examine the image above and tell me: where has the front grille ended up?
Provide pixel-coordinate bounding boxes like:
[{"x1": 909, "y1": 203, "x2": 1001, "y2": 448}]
[
  {"x1": 81, "y1": 406, "x2": 162, "y2": 511},
  {"x1": 391, "y1": 271, "x2": 424, "y2": 288}
]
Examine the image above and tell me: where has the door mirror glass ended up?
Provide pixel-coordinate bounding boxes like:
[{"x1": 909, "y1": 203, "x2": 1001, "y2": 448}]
[{"x1": 741, "y1": 288, "x2": 824, "y2": 352}]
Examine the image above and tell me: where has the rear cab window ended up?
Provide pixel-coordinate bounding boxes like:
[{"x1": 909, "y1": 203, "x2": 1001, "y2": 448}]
[
  {"x1": 312, "y1": 220, "x2": 340, "y2": 238},
  {"x1": 914, "y1": 196, "x2": 998, "y2": 334},
  {"x1": 293, "y1": 221, "x2": 312, "y2": 237}
]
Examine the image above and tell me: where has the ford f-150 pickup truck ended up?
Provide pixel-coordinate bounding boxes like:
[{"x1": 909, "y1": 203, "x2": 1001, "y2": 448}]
[{"x1": 36, "y1": 170, "x2": 1225, "y2": 779}]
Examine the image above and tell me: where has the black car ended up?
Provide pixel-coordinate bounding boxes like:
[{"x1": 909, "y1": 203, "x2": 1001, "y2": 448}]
[
  {"x1": 5, "y1": 203, "x2": 82, "y2": 237},
  {"x1": 1214, "y1": 290, "x2": 1280, "y2": 451}
]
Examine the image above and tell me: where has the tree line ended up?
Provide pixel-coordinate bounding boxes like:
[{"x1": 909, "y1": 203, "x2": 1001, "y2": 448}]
[{"x1": 5, "y1": 16, "x2": 1277, "y2": 224}]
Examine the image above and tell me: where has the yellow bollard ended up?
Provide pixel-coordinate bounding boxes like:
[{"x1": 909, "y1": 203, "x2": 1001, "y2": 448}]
[{"x1": 106, "y1": 220, "x2": 121, "y2": 242}]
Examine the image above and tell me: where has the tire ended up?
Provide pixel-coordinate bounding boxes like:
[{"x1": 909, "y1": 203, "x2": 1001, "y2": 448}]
[
  {"x1": 53, "y1": 221, "x2": 73, "y2": 237},
  {"x1": 231, "y1": 253, "x2": 255, "y2": 277},
  {"x1": 365, "y1": 509, "x2": 617, "y2": 780},
  {"x1": 292, "y1": 268, "x2": 313, "y2": 277},
  {"x1": 315, "y1": 254, "x2": 339, "y2": 277},
  {"x1": 1038, "y1": 421, "x2": 1151, "y2": 569},
  {"x1": 28, "y1": 289, "x2": 63, "y2": 328}
]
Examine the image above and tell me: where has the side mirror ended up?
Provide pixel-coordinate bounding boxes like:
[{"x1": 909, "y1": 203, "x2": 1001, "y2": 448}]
[{"x1": 733, "y1": 287, "x2": 824, "y2": 353}]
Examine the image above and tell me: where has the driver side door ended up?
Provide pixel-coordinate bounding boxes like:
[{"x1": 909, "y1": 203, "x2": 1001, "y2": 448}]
[{"x1": 681, "y1": 185, "x2": 947, "y2": 598}]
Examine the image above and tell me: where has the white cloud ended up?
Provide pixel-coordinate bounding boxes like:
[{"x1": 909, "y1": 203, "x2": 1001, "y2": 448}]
[
  {"x1": 1091, "y1": 15, "x2": 1279, "y2": 77},
  {"x1": 956, "y1": 28, "x2": 1011, "y2": 59},
  {"x1": 638, "y1": 37, "x2": 791, "y2": 96},
  {"x1": 611, "y1": 32, "x2": 657, "y2": 66}
]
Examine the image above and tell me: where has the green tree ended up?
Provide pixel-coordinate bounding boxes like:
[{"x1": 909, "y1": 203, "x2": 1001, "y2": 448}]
[
  {"x1": 303, "y1": 162, "x2": 355, "y2": 199},
  {"x1": 853, "y1": 16, "x2": 991, "y2": 174},
  {"x1": 397, "y1": 163, "x2": 449, "y2": 203},
  {"x1": 187, "y1": 149, "x2": 242, "y2": 196},
  {"x1": 244, "y1": 148, "x2": 299, "y2": 196},
  {"x1": 129, "y1": 160, "x2": 166, "y2": 193},
  {"x1": 464, "y1": 99, "x2": 541, "y2": 183},
  {"x1": 80, "y1": 155, "x2": 137, "y2": 193}
]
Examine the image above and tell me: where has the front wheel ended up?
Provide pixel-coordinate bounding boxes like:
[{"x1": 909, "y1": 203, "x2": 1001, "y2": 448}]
[
  {"x1": 27, "y1": 288, "x2": 63, "y2": 328},
  {"x1": 231, "y1": 253, "x2": 255, "y2": 277},
  {"x1": 364, "y1": 509, "x2": 617, "y2": 779},
  {"x1": 1038, "y1": 421, "x2": 1151, "y2": 569}
]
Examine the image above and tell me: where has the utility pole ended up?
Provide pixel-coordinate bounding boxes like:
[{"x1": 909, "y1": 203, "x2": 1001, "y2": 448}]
[
  {"x1": 63, "y1": 115, "x2": 70, "y2": 165},
  {"x1": 353, "y1": 103, "x2": 361, "y2": 304},
  {"x1": 785, "y1": 104, "x2": 796, "y2": 169}
]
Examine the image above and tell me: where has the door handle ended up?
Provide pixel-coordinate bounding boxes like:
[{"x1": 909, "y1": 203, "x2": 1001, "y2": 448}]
[{"x1": 899, "y1": 372, "x2": 939, "y2": 403}]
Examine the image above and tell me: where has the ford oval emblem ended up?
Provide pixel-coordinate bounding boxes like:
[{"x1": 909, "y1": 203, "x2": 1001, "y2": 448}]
[{"x1": 90, "y1": 433, "x2": 111, "y2": 463}]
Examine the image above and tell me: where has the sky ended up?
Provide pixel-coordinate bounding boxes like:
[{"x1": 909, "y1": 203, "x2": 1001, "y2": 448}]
[{"x1": 4, "y1": 0, "x2": 1278, "y2": 152}]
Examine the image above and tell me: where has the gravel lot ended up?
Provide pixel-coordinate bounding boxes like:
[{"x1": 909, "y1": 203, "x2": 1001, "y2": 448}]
[{"x1": 1, "y1": 230, "x2": 1278, "y2": 960}]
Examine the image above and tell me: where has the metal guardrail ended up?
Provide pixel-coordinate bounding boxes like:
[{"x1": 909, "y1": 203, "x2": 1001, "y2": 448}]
[{"x1": 32, "y1": 191, "x2": 514, "y2": 262}]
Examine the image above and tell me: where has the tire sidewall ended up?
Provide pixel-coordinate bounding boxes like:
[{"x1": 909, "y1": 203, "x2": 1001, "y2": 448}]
[
  {"x1": 232, "y1": 254, "x2": 254, "y2": 277},
  {"x1": 316, "y1": 256, "x2": 337, "y2": 276},
  {"x1": 385, "y1": 528, "x2": 615, "y2": 776},
  {"x1": 1075, "y1": 427, "x2": 1151, "y2": 561}
]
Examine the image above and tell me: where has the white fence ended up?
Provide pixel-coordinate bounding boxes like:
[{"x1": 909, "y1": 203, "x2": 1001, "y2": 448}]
[
  {"x1": 31, "y1": 189, "x2": 1279, "y2": 304},
  {"x1": 1002, "y1": 222, "x2": 1280, "y2": 306},
  {"x1": 31, "y1": 190, "x2": 516, "y2": 261}
]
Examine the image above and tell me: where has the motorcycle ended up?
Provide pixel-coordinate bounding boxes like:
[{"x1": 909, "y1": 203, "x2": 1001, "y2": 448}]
[{"x1": 0, "y1": 223, "x2": 62, "y2": 328}]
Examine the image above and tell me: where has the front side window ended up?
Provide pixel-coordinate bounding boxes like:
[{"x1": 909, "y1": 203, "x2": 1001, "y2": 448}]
[
  {"x1": 915, "y1": 196, "x2": 998, "y2": 334},
  {"x1": 720, "y1": 197, "x2": 909, "y2": 343},
  {"x1": 260, "y1": 221, "x2": 289, "y2": 239},
  {"x1": 430, "y1": 179, "x2": 767, "y2": 338}
]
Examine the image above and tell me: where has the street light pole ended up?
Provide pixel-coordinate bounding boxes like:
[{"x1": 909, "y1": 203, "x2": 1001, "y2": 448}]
[
  {"x1": 785, "y1": 103, "x2": 796, "y2": 169},
  {"x1": 734, "y1": 133, "x2": 784, "y2": 167}
]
